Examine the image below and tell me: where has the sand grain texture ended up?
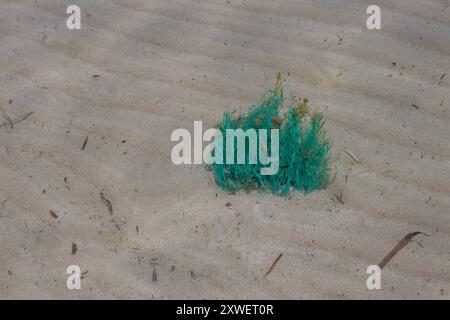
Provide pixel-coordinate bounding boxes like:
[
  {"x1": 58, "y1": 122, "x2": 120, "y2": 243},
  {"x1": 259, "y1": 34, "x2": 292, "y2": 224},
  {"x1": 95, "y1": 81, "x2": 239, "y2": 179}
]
[{"x1": 0, "y1": 0, "x2": 449, "y2": 299}]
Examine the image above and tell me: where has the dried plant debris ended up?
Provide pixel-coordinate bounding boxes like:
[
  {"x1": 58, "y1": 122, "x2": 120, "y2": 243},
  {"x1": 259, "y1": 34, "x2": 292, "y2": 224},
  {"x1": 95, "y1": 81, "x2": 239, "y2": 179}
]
[
  {"x1": 81, "y1": 271, "x2": 89, "y2": 279},
  {"x1": 343, "y1": 149, "x2": 360, "y2": 163},
  {"x1": 100, "y1": 192, "x2": 113, "y2": 214},
  {"x1": 81, "y1": 136, "x2": 89, "y2": 151},
  {"x1": 71, "y1": 243, "x2": 77, "y2": 255},
  {"x1": 50, "y1": 210, "x2": 58, "y2": 219},
  {"x1": 264, "y1": 253, "x2": 283, "y2": 277},
  {"x1": 335, "y1": 191, "x2": 344, "y2": 204},
  {"x1": 0, "y1": 108, "x2": 33, "y2": 128},
  {"x1": 0, "y1": 108, "x2": 13, "y2": 129},
  {"x1": 378, "y1": 232, "x2": 428, "y2": 269}
]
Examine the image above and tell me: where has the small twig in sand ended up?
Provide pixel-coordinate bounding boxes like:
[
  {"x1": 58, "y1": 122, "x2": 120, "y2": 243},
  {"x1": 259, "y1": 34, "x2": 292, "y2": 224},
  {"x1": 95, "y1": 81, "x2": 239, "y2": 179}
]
[
  {"x1": 81, "y1": 136, "x2": 89, "y2": 151},
  {"x1": 335, "y1": 191, "x2": 344, "y2": 205},
  {"x1": 343, "y1": 149, "x2": 360, "y2": 163},
  {"x1": 100, "y1": 192, "x2": 113, "y2": 215},
  {"x1": 71, "y1": 242, "x2": 77, "y2": 255},
  {"x1": 413, "y1": 240, "x2": 424, "y2": 248},
  {"x1": 0, "y1": 111, "x2": 33, "y2": 128},
  {"x1": 411, "y1": 103, "x2": 419, "y2": 109},
  {"x1": 265, "y1": 253, "x2": 283, "y2": 277},
  {"x1": 377, "y1": 232, "x2": 428, "y2": 269},
  {"x1": 13, "y1": 112, "x2": 33, "y2": 125},
  {"x1": 0, "y1": 108, "x2": 13, "y2": 129}
]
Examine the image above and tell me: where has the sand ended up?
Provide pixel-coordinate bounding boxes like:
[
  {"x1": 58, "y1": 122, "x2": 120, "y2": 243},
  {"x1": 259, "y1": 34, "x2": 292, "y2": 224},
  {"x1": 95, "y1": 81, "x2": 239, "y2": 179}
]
[{"x1": 0, "y1": 0, "x2": 449, "y2": 299}]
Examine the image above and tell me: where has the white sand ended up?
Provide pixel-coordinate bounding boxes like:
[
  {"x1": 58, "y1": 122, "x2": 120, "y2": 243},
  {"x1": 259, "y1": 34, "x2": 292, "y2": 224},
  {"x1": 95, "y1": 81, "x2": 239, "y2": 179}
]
[{"x1": 0, "y1": 0, "x2": 449, "y2": 299}]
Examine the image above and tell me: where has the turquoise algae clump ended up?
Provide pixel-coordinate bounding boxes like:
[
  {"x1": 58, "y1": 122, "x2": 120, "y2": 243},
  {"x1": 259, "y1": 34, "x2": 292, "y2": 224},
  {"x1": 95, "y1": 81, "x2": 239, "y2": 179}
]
[{"x1": 210, "y1": 73, "x2": 332, "y2": 196}]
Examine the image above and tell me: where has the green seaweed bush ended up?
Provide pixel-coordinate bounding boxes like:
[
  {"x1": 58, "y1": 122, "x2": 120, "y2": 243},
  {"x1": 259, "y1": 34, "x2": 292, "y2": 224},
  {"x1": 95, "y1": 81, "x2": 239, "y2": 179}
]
[{"x1": 210, "y1": 73, "x2": 332, "y2": 196}]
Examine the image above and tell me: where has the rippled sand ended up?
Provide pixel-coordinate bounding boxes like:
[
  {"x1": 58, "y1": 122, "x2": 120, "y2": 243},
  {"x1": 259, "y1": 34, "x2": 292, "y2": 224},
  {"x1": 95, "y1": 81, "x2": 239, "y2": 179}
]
[{"x1": 0, "y1": 0, "x2": 449, "y2": 299}]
